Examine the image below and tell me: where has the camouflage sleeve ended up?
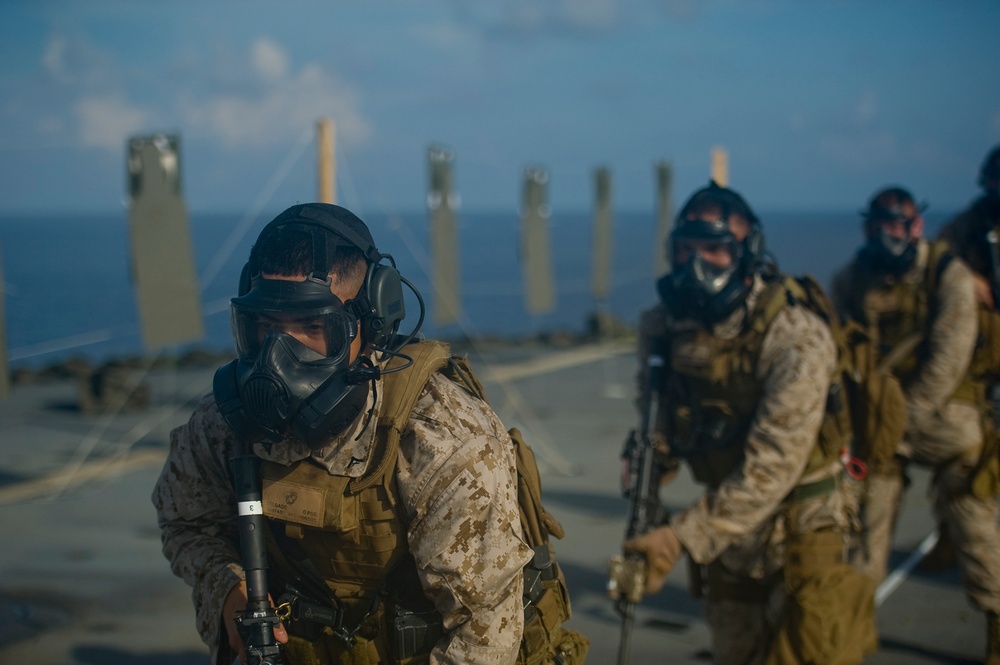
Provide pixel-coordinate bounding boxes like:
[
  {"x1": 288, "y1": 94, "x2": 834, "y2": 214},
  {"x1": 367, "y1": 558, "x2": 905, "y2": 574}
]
[
  {"x1": 397, "y1": 373, "x2": 534, "y2": 665},
  {"x1": 670, "y1": 306, "x2": 836, "y2": 564},
  {"x1": 906, "y1": 257, "x2": 978, "y2": 422},
  {"x1": 151, "y1": 394, "x2": 244, "y2": 660}
]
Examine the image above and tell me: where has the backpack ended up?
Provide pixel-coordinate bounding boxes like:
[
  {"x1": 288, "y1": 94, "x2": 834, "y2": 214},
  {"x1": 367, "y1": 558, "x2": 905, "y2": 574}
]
[
  {"x1": 378, "y1": 340, "x2": 590, "y2": 665},
  {"x1": 782, "y1": 275, "x2": 907, "y2": 478}
]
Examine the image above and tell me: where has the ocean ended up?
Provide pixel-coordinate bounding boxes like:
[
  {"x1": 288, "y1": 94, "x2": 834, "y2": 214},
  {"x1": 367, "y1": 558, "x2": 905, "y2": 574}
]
[{"x1": 0, "y1": 208, "x2": 957, "y2": 370}]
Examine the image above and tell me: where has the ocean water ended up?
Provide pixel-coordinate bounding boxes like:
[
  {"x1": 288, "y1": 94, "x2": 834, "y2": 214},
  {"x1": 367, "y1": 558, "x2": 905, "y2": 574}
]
[{"x1": 0, "y1": 208, "x2": 956, "y2": 370}]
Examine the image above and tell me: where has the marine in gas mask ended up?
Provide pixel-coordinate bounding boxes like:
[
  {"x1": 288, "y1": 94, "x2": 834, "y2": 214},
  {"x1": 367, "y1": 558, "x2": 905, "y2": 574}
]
[
  {"x1": 656, "y1": 180, "x2": 768, "y2": 326},
  {"x1": 213, "y1": 203, "x2": 413, "y2": 449},
  {"x1": 856, "y1": 187, "x2": 927, "y2": 278},
  {"x1": 153, "y1": 203, "x2": 539, "y2": 665},
  {"x1": 625, "y1": 183, "x2": 872, "y2": 665},
  {"x1": 939, "y1": 145, "x2": 1000, "y2": 309}
]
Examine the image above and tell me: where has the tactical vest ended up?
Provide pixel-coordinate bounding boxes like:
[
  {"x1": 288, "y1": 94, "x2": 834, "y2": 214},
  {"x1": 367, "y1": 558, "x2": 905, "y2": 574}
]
[
  {"x1": 258, "y1": 341, "x2": 588, "y2": 665},
  {"x1": 662, "y1": 278, "x2": 840, "y2": 491},
  {"x1": 853, "y1": 240, "x2": 983, "y2": 405}
]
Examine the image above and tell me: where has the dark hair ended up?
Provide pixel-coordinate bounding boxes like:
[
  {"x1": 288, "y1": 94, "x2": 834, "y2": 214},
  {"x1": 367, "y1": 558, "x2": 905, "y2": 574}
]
[{"x1": 250, "y1": 225, "x2": 368, "y2": 292}]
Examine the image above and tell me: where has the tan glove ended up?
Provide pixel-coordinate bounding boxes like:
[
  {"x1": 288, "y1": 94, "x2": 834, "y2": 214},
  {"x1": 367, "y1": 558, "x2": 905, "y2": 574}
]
[{"x1": 623, "y1": 525, "x2": 683, "y2": 595}]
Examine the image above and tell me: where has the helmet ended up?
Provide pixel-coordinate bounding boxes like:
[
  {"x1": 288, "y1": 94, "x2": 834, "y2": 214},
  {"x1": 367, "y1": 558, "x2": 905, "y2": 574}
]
[
  {"x1": 657, "y1": 181, "x2": 765, "y2": 324},
  {"x1": 213, "y1": 203, "x2": 419, "y2": 448},
  {"x1": 859, "y1": 186, "x2": 926, "y2": 275}
]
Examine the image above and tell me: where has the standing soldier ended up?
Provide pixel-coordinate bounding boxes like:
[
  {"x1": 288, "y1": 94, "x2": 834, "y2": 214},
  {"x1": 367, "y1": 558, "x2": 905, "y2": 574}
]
[
  {"x1": 939, "y1": 145, "x2": 1000, "y2": 309},
  {"x1": 929, "y1": 145, "x2": 1000, "y2": 570},
  {"x1": 152, "y1": 203, "x2": 586, "y2": 665},
  {"x1": 618, "y1": 182, "x2": 875, "y2": 665},
  {"x1": 831, "y1": 186, "x2": 1000, "y2": 664}
]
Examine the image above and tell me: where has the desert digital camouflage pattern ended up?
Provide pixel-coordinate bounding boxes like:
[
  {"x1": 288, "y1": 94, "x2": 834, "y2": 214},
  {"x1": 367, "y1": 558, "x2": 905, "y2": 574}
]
[
  {"x1": 637, "y1": 276, "x2": 846, "y2": 664},
  {"x1": 153, "y1": 367, "x2": 532, "y2": 664},
  {"x1": 831, "y1": 238, "x2": 1000, "y2": 614}
]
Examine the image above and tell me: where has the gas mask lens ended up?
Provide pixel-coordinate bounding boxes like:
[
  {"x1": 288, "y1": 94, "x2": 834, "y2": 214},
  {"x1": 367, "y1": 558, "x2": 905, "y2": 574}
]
[
  {"x1": 231, "y1": 305, "x2": 356, "y2": 362},
  {"x1": 876, "y1": 220, "x2": 914, "y2": 257},
  {"x1": 674, "y1": 237, "x2": 740, "y2": 296}
]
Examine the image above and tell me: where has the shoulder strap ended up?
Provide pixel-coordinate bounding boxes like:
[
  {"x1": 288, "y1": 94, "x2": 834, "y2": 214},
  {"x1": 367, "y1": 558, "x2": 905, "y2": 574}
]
[{"x1": 349, "y1": 341, "x2": 452, "y2": 493}]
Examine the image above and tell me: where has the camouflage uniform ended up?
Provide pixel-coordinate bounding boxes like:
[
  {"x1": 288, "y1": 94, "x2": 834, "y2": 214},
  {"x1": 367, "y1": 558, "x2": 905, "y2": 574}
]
[
  {"x1": 638, "y1": 275, "x2": 847, "y2": 665},
  {"x1": 152, "y1": 365, "x2": 533, "y2": 665},
  {"x1": 831, "y1": 238, "x2": 1000, "y2": 615}
]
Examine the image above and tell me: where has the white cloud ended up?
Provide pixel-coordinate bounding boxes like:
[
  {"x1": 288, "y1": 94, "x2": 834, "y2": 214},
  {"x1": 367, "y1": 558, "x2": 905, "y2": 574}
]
[
  {"x1": 251, "y1": 37, "x2": 289, "y2": 81},
  {"x1": 42, "y1": 35, "x2": 67, "y2": 80},
  {"x1": 819, "y1": 130, "x2": 898, "y2": 171},
  {"x1": 183, "y1": 49, "x2": 371, "y2": 149},
  {"x1": 854, "y1": 91, "x2": 878, "y2": 125},
  {"x1": 75, "y1": 95, "x2": 150, "y2": 150}
]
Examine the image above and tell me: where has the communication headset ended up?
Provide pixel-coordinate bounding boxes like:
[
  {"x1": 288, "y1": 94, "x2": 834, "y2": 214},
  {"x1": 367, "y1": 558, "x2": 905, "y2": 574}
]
[{"x1": 239, "y1": 203, "x2": 408, "y2": 351}]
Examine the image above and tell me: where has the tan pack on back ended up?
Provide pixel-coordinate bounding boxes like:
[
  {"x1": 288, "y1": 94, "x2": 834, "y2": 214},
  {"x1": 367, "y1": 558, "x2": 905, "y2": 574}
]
[
  {"x1": 380, "y1": 341, "x2": 589, "y2": 665},
  {"x1": 783, "y1": 275, "x2": 907, "y2": 477}
]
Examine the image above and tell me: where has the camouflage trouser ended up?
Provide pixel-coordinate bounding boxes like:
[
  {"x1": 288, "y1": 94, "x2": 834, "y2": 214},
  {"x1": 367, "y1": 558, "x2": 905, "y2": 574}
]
[
  {"x1": 852, "y1": 400, "x2": 1000, "y2": 614},
  {"x1": 705, "y1": 592, "x2": 781, "y2": 665},
  {"x1": 848, "y1": 472, "x2": 905, "y2": 584},
  {"x1": 703, "y1": 487, "x2": 847, "y2": 665}
]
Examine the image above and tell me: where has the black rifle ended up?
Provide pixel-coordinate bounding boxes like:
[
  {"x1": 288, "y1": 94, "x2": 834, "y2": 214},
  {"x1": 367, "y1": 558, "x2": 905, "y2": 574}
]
[
  {"x1": 608, "y1": 340, "x2": 668, "y2": 665},
  {"x1": 230, "y1": 440, "x2": 283, "y2": 665}
]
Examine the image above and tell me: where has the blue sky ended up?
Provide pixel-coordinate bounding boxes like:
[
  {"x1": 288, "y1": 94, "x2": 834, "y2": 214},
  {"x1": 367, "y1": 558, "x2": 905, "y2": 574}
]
[{"x1": 1, "y1": 0, "x2": 998, "y2": 216}]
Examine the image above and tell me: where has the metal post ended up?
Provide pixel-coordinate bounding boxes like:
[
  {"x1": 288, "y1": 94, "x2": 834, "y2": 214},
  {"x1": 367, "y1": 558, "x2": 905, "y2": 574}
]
[
  {"x1": 520, "y1": 166, "x2": 556, "y2": 315},
  {"x1": 427, "y1": 145, "x2": 461, "y2": 327},
  {"x1": 592, "y1": 167, "x2": 614, "y2": 303},
  {"x1": 711, "y1": 146, "x2": 729, "y2": 186},
  {"x1": 317, "y1": 118, "x2": 336, "y2": 204},
  {"x1": 126, "y1": 133, "x2": 205, "y2": 351},
  {"x1": 654, "y1": 161, "x2": 673, "y2": 278}
]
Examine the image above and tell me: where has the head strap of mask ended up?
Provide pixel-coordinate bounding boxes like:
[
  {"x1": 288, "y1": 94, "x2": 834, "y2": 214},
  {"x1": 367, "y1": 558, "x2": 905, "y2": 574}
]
[
  {"x1": 240, "y1": 203, "x2": 422, "y2": 353},
  {"x1": 214, "y1": 203, "x2": 426, "y2": 447},
  {"x1": 859, "y1": 186, "x2": 927, "y2": 275},
  {"x1": 657, "y1": 181, "x2": 766, "y2": 324}
]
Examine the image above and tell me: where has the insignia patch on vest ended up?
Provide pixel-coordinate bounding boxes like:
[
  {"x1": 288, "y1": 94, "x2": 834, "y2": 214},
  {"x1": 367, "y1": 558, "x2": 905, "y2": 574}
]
[{"x1": 262, "y1": 479, "x2": 326, "y2": 528}]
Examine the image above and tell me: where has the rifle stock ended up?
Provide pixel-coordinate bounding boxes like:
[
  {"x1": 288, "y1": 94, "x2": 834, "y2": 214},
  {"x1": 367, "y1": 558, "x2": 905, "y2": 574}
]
[
  {"x1": 609, "y1": 340, "x2": 668, "y2": 665},
  {"x1": 231, "y1": 441, "x2": 283, "y2": 665}
]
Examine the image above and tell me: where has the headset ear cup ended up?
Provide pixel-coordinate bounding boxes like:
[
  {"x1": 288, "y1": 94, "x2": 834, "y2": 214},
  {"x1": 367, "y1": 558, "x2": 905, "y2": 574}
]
[
  {"x1": 364, "y1": 264, "x2": 405, "y2": 346},
  {"x1": 745, "y1": 226, "x2": 765, "y2": 265}
]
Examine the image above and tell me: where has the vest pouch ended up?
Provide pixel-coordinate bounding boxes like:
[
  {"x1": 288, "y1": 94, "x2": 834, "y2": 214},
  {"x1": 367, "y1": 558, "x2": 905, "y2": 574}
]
[
  {"x1": 282, "y1": 622, "x2": 388, "y2": 665},
  {"x1": 388, "y1": 608, "x2": 441, "y2": 665},
  {"x1": 518, "y1": 576, "x2": 589, "y2": 665},
  {"x1": 765, "y1": 529, "x2": 877, "y2": 665},
  {"x1": 969, "y1": 306, "x2": 1000, "y2": 382},
  {"x1": 971, "y1": 413, "x2": 1000, "y2": 499},
  {"x1": 843, "y1": 332, "x2": 906, "y2": 477}
]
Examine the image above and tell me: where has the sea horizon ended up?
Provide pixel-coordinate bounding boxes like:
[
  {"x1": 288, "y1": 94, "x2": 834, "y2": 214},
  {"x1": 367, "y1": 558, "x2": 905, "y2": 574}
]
[{"x1": 0, "y1": 207, "x2": 961, "y2": 371}]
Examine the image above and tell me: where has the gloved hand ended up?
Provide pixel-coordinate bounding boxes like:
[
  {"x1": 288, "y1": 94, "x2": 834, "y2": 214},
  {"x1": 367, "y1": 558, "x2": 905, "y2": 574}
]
[{"x1": 623, "y1": 525, "x2": 683, "y2": 595}]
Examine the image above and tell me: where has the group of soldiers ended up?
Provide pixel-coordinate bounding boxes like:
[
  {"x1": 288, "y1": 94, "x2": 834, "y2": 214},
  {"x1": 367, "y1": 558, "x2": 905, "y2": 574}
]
[
  {"x1": 621, "y1": 144, "x2": 1000, "y2": 665},
  {"x1": 152, "y1": 145, "x2": 1000, "y2": 665}
]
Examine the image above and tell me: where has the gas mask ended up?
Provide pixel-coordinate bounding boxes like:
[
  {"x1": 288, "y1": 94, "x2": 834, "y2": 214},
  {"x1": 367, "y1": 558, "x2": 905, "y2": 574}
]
[
  {"x1": 861, "y1": 217, "x2": 918, "y2": 275},
  {"x1": 658, "y1": 221, "x2": 752, "y2": 325},
  {"x1": 213, "y1": 275, "x2": 376, "y2": 449}
]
